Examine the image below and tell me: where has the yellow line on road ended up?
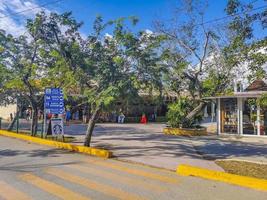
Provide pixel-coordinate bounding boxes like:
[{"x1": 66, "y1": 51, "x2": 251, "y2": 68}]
[
  {"x1": 67, "y1": 164, "x2": 166, "y2": 193},
  {"x1": 46, "y1": 168, "x2": 148, "y2": 200},
  {"x1": 84, "y1": 159, "x2": 179, "y2": 184},
  {"x1": 0, "y1": 181, "x2": 32, "y2": 200},
  {"x1": 20, "y1": 173, "x2": 90, "y2": 200}
]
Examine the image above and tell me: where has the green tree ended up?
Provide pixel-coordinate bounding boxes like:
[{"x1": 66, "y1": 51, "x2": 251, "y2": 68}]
[
  {"x1": 224, "y1": 0, "x2": 267, "y2": 81},
  {"x1": 155, "y1": 0, "x2": 217, "y2": 122},
  {"x1": 0, "y1": 30, "x2": 45, "y2": 134},
  {"x1": 0, "y1": 12, "x2": 80, "y2": 135},
  {"x1": 155, "y1": 0, "x2": 267, "y2": 127},
  {"x1": 81, "y1": 17, "x2": 164, "y2": 146}
]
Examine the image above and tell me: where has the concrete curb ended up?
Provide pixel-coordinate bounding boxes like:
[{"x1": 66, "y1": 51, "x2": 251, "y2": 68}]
[
  {"x1": 0, "y1": 130, "x2": 112, "y2": 158},
  {"x1": 177, "y1": 164, "x2": 267, "y2": 191},
  {"x1": 163, "y1": 127, "x2": 207, "y2": 136}
]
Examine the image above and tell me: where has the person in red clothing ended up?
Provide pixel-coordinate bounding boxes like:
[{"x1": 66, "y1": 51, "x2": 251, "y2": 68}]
[{"x1": 140, "y1": 114, "x2": 147, "y2": 124}]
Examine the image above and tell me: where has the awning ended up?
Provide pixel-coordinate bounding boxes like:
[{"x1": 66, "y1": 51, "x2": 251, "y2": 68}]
[{"x1": 203, "y1": 91, "x2": 267, "y2": 100}]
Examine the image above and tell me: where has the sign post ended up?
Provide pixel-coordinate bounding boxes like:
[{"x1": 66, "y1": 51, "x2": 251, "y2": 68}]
[
  {"x1": 51, "y1": 118, "x2": 64, "y2": 136},
  {"x1": 43, "y1": 88, "x2": 64, "y2": 138}
]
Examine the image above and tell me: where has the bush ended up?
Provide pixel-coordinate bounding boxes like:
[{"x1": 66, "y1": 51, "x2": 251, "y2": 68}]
[
  {"x1": 155, "y1": 116, "x2": 167, "y2": 122},
  {"x1": 257, "y1": 94, "x2": 267, "y2": 108},
  {"x1": 167, "y1": 97, "x2": 202, "y2": 128},
  {"x1": 124, "y1": 116, "x2": 167, "y2": 123},
  {"x1": 124, "y1": 117, "x2": 140, "y2": 123}
]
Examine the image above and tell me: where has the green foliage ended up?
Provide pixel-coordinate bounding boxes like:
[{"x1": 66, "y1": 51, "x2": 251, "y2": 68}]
[
  {"x1": 224, "y1": 0, "x2": 267, "y2": 82},
  {"x1": 167, "y1": 97, "x2": 202, "y2": 128},
  {"x1": 0, "y1": 11, "x2": 84, "y2": 134},
  {"x1": 78, "y1": 16, "x2": 165, "y2": 115},
  {"x1": 257, "y1": 94, "x2": 267, "y2": 108}
]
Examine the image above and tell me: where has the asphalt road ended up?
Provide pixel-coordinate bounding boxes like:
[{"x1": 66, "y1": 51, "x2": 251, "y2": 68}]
[
  {"x1": 66, "y1": 123, "x2": 223, "y2": 171},
  {"x1": 0, "y1": 136, "x2": 266, "y2": 200}
]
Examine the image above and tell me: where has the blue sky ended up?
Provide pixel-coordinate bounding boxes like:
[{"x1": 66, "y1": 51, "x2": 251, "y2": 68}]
[
  {"x1": 0, "y1": 0, "x2": 266, "y2": 38},
  {"x1": 54, "y1": 0, "x2": 229, "y2": 34}
]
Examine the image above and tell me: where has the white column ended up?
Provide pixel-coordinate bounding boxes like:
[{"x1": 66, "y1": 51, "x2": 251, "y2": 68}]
[
  {"x1": 217, "y1": 98, "x2": 221, "y2": 135},
  {"x1": 257, "y1": 104, "x2": 261, "y2": 136},
  {"x1": 237, "y1": 98, "x2": 243, "y2": 135},
  {"x1": 204, "y1": 105, "x2": 208, "y2": 118},
  {"x1": 237, "y1": 98, "x2": 240, "y2": 134},
  {"x1": 211, "y1": 102, "x2": 215, "y2": 122}
]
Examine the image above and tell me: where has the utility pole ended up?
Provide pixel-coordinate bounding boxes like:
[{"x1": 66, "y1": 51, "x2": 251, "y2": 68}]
[{"x1": 16, "y1": 96, "x2": 19, "y2": 133}]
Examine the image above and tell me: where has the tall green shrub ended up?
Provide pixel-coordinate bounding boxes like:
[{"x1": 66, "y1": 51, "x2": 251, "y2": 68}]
[{"x1": 167, "y1": 97, "x2": 202, "y2": 128}]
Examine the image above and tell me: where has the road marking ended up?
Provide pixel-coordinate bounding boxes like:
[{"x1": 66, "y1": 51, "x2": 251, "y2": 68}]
[
  {"x1": 83, "y1": 159, "x2": 179, "y2": 184},
  {"x1": 67, "y1": 164, "x2": 166, "y2": 192},
  {"x1": 0, "y1": 181, "x2": 32, "y2": 200},
  {"x1": 20, "y1": 173, "x2": 90, "y2": 200},
  {"x1": 46, "y1": 168, "x2": 148, "y2": 200}
]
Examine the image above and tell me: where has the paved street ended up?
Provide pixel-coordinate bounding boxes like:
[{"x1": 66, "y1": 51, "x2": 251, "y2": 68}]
[
  {"x1": 0, "y1": 136, "x2": 267, "y2": 200},
  {"x1": 66, "y1": 123, "x2": 223, "y2": 171},
  {"x1": 2, "y1": 120, "x2": 267, "y2": 170},
  {"x1": 193, "y1": 136, "x2": 267, "y2": 163},
  {"x1": 65, "y1": 123, "x2": 267, "y2": 170}
]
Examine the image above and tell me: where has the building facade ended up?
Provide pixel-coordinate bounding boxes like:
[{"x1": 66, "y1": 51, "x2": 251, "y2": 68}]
[{"x1": 208, "y1": 80, "x2": 267, "y2": 137}]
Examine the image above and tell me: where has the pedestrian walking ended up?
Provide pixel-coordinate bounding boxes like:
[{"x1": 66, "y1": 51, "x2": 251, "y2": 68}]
[
  {"x1": 65, "y1": 109, "x2": 71, "y2": 126},
  {"x1": 118, "y1": 112, "x2": 125, "y2": 123},
  {"x1": 140, "y1": 113, "x2": 147, "y2": 124}
]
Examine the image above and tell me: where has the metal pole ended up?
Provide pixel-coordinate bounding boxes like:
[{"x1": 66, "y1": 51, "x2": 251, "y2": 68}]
[
  {"x1": 217, "y1": 98, "x2": 221, "y2": 135},
  {"x1": 43, "y1": 96, "x2": 46, "y2": 138},
  {"x1": 16, "y1": 97, "x2": 19, "y2": 133},
  {"x1": 257, "y1": 103, "x2": 261, "y2": 136}
]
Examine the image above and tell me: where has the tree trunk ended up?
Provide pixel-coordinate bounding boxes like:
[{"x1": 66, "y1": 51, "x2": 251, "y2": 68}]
[
  {"x1": 185, "y1": 101, "x2": 206, "y2": 121},
  {"x1": 31, "y1": 107, "x2": 38, "y2": 136},
  {"x1": 7, "y1": 111, "x2": 19, "y2": 131},
  {"x1": 84, "y1": 107, "x2": 101, "y2": 147}
]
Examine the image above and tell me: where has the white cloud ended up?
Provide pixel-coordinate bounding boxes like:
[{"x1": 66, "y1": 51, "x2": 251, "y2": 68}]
[
  {"x1": 104, "y1": 33, "x2": 113, "y2": 39},
  {"x1": 144, "y1": 29, "x2": 153, "y2": 35},
  {"x1": 0, "y1": 0, "x2": 50, "y2": 36}
]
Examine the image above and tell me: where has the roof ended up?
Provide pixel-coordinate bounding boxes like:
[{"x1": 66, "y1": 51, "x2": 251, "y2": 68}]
[
  {"x1": 245, "y1": 79, "x2": 267, "y2": 91},
  {"x1": 204, "y1": 91, "x2": 267, "y2": 100},
  {"x1": 204, "y1": 79, "x2": 267, "y2": 100}
]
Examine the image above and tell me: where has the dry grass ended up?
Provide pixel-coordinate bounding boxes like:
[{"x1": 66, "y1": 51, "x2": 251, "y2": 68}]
[{"x1": 215, "y1": 160, "x2": 267, "y2": 180}]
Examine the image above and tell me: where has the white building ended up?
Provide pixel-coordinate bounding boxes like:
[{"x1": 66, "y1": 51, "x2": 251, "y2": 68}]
[
  {"x1": 0, "y1": 104, "x2": 16, "y2": 120},
  {"x1": 206, "y1": 80, "x2": 267, "y2": 137}
]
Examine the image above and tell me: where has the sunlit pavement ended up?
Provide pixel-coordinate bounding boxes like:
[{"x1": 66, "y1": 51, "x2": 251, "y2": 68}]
[
  {"x1": 3, "y1": 120, "x2": 267, "y2": 170},
  {"x1": 0, "y1": 136, "x2": 266, "y2": 200},
  {"x1": 65, "y1": 123, "x2": 223, "y2": 171},
  {"x1": 65, "y1": 123, "x2": 267, "y2": 170}
]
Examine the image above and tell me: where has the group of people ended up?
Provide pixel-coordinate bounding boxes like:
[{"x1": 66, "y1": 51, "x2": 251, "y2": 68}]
[{"x1": 15, "y1": 106, "x2": 155, "y2": 126}]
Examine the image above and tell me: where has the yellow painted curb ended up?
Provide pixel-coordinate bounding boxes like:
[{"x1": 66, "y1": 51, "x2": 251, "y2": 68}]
[
  {"x1": 177, "y1": 164, "x2": 267, "y2": 191},
  {"x1": 163, "y1": 127, "x2": 207, "y2": 136},
  {"x1": 0, "y1": 130, "x2": 112, "y2": 158}
]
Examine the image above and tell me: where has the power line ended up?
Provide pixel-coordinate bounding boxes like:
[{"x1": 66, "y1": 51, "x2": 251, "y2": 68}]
[
  {"x1": 0, "y1": 0, "x2": 65, "y2": 19},
  {"x1": 0, "y1": 0, "x2": 266, "y2": 27},
  {"x1": 201, "y1": 5, "x2": 267, "y2": 26}
]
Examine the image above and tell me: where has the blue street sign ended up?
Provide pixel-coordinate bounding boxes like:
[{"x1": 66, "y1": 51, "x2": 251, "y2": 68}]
[
  {"x1": 46, "y1": 108, "x2": 64, "y2": 114},
  {"x1": 45, "y1": 88, "x2": 63, "y2": 95},
  {"x1": 44, "y1": 88, "x2": 64, "y2": 114}
]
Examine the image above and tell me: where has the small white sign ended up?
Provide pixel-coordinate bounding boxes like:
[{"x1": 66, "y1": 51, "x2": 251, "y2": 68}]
[{"x1": 51, "y1": 118, "x2": 64, "y2": 136}]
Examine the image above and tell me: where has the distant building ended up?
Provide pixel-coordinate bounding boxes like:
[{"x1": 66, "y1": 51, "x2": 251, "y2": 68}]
[{"x1": 0, "y1": 104, "x2": 16, "y2": 120}]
